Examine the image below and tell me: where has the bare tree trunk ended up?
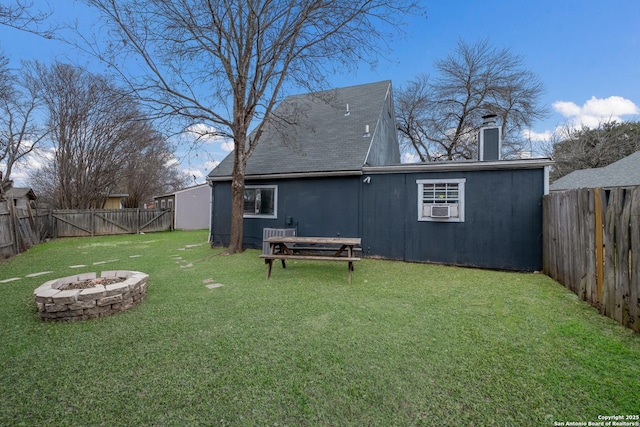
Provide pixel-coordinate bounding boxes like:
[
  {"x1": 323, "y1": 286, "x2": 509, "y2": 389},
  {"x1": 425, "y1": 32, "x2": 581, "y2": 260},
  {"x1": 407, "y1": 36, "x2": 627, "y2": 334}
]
[{"x1": 228, "y1": 143, "x2": 246, "y2": 254}]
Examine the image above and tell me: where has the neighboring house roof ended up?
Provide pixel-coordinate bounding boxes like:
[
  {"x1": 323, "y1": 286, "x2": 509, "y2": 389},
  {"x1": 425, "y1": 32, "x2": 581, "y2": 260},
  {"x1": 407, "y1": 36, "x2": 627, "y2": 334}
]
[
  {"x1": 5, "y1": 187, "x2": 36, "y2": 200},
  {"x1": 153, "y1": 192, "x2": 176, "y2": 200},
  {"x1": 208, "y1": 80, "x2": 399, "y2": 180},
  {"x1": 550, "y1": 150, "x2": 640, "y2": 191}
]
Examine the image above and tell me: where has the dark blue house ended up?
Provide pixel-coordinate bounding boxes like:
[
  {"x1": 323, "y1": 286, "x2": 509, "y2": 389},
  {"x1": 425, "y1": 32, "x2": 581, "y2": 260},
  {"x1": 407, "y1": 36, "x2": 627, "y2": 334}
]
[{"x1": 207, "y1": 81, "x2": 552, "y2": 271}]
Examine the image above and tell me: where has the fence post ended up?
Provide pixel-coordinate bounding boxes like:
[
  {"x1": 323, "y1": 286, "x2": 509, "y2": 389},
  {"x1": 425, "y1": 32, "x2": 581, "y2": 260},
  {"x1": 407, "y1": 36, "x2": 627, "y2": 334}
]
[{"x1": 594, "y1": 188, "x2": 604, "y2": 303}]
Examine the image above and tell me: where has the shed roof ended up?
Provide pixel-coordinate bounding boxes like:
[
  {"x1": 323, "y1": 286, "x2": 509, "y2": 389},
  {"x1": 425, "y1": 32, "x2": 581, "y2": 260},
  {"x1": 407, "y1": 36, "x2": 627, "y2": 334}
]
[
  {"x1": 5, "y1": 187, "x2": 36, "y2": 200},
  {"x1": 550, "y1": 150, "x2": 640, "y2": 191},
  {"x1": 208, "y1": 80, "x2": 396, "y2": 180}
]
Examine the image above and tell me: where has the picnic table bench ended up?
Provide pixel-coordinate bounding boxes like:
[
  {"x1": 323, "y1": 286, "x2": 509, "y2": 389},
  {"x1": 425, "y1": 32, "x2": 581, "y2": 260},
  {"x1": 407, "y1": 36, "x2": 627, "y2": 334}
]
[{"x1": 260, "y1": 236, "x2": 362, "y2": 284}]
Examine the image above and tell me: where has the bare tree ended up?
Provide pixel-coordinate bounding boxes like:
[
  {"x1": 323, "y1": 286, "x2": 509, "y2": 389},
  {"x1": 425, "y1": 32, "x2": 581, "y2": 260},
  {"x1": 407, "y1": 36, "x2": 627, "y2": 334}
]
[
  {"x1": 120, "y1": 137, "x2": 190, "y2": 208},
  {"x1": 80, "y1": 0, "x2": 420, "y2": 253},
  {"x1": 0, "y1": 52, "x2": 46, "y2": 198},
  {"x1": 0, "y1": 0, "x2": 55, "y2": 38},
  {"x1": 31, "y1": 62, "x2": 170, "y2": 209},
  {"x1": 396, "y1": 39, "x2": 547, "y2": 161},
  {"x1": 550, "y1": 120, "x2": 640, "y2": 181}
]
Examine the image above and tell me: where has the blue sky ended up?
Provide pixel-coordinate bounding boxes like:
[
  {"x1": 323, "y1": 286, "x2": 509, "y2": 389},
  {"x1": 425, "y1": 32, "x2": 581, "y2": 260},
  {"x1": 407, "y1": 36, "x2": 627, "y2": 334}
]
[{"x1": 2, "y1": 0, "x2": 639, "y2": 185}]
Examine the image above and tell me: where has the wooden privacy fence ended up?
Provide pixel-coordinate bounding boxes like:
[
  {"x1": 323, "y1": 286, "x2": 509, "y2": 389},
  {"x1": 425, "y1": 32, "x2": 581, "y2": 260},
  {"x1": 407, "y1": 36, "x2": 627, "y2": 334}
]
[
  {"x1": 34, "y1": 209, "x2": 173, "y2": 239},
  {"x1": 543, "y1": 187, "x2": 640, "y2": 333},
  {"x1": 0, "y1": 201, "x2": 40, "y2": 259}
]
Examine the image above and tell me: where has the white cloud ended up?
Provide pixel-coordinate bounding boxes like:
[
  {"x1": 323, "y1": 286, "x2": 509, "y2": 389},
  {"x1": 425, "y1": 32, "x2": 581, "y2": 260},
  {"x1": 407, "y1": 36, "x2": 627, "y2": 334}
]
[
  {"x1": 552, "y1": 101, "x2": 582, "y2": 118},
  {"x1": 164, "y1": 156, "x2": 180, "y2": 168},
  {"x1": 184, "y1": 168, "x2": 204, "y2": 179},
  {"x1": 205, "y1": 160, "x2": 220, "y2": 170},
  {"x1": 186, "y1": 123, "x2": 234, "y2": 154},
  {"x1": 522, "y1": 129, "x2": 554, "y2": 142},
  {"x1": 401, "y1": 152, "x2": 420, "y2": 163},
  {"x1": 1, "y1": 146, "x2": 55, "y2": 187},
  {"x1": 553, "y1": 96, "x2": 639, "y2": 128},
  {"x1": 188, "y1": 123, "x2": 231, "y2": 143},
  {"x1": 221, "y1": 140, "x2": 234, "y2": 152}
]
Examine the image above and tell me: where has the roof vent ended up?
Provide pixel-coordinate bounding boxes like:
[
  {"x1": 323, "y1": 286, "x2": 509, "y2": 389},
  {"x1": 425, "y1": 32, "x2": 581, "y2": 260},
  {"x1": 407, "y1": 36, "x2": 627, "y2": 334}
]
[
  {"x1": 344, "y1": 104, "x2": 350, "y2": 116},
  {"x1": 362, "y1": 125, "x2": 370, "y2": 137}
]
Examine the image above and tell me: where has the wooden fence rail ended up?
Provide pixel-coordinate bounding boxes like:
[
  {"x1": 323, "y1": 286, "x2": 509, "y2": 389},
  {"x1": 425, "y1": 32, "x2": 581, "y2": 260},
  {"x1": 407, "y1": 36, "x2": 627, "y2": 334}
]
[
  {"x1": 543, "y1": 187, "x2": 640, "y2": 333},
  {"x1": 34, "y1": 209, "x2": 173, "y2": 239}
]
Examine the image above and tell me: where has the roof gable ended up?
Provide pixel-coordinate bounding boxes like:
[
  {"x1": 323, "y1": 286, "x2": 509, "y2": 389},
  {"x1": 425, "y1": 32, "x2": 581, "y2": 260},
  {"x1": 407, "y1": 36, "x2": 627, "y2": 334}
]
[{"x1": 208, "y1": 81, "x2": 399, "y2": 179}]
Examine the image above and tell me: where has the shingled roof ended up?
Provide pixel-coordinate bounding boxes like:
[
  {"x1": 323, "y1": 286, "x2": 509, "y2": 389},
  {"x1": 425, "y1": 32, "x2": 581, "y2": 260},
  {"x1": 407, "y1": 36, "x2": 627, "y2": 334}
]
[
  {"x1": 550, "y1": 150, "x2": 640, "y2": 191},
  {"x1": 208, "y1": 80, "x2": 399, "y2": 180}
]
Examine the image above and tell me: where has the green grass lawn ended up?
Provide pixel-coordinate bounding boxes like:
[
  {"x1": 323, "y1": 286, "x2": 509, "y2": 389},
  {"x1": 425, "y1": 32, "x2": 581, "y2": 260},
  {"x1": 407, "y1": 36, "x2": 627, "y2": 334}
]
[{"x1": 1, "y1": 230, "x2": 638, "y2": 426}]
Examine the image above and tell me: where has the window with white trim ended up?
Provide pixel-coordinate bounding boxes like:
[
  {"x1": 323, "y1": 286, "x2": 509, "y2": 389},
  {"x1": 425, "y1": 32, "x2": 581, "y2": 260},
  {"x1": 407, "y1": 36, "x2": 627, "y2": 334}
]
[
  {"x1": 417, "y1": 179, "x2": 465, "y2": 222},
  {"x1": 244, "y1": 185, "x2": 277, "y2": 218}
]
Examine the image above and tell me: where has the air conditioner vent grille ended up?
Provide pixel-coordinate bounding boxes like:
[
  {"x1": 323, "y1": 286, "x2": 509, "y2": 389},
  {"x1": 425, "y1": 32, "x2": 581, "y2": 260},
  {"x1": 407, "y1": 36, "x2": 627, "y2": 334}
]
[{"x1": 430, "y1": 205, "x2": 451, "y2": 218}]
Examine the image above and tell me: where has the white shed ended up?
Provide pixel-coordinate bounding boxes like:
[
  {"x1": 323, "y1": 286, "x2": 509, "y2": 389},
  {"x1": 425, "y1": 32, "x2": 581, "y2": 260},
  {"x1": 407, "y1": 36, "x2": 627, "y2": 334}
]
[{"x1": 174, "y1": 183, "x2": 211, "y2": 230}]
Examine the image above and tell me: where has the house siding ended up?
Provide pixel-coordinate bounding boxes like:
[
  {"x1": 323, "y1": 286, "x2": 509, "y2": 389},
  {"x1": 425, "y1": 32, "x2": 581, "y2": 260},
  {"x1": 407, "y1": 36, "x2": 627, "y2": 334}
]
[
  {"x1": 211, "y1": 176, "x2": 361, "y2": 249},
  {"x1": 210, "y1": 167, "x2": 546, "y2": 271},
  {"x1": 399, "y1": 168, "x2": 544, "y2": 271}
]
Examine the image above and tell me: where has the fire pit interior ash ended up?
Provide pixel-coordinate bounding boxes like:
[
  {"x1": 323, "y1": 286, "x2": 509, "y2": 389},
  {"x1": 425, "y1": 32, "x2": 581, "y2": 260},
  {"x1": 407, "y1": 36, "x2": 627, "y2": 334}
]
[{"x1": 33, "y1": 271, "x2": 148, "y2": 321}]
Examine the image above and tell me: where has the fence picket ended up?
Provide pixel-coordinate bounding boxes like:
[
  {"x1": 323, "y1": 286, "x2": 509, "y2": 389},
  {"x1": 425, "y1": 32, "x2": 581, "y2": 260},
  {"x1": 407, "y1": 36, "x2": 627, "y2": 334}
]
[
  {"x1": 629, "y1": 187, "x2": 640, "y2": 330},
  {"x1": 544, "y1": 187, "x2": 639, "y2": 333}
]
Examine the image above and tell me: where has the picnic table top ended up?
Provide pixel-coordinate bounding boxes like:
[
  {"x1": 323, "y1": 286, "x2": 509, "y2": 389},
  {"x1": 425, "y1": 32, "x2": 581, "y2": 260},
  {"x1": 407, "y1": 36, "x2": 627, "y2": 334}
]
[{"x1": 264, "y1": 236, "x2": 361, "y2": 245}]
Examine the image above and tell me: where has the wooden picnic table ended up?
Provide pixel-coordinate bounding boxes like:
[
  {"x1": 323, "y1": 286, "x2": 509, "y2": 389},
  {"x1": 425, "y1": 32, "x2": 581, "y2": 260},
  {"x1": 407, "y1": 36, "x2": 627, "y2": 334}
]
[{"x1": 259, "y1": 236, "x2": 362, "y2": 284}]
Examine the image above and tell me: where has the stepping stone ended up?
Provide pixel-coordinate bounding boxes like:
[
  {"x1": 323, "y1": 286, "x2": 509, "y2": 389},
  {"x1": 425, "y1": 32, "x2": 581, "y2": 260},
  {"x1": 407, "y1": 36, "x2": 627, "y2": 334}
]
[
  {"x1": 202, "y1": 278, "x2": 215, "y2": 284},
  {"x1": 185, "y1": 244, "x2": 203, "y2": 248},
  {"x1": 25, "y1": 271, "x2": 53, "y2": 278},
  {"x1": 129, "y1": 255, "x2": 142, "y2": 258},
  {"x1": 206, "y1": 283, "x2": 224, "y2": 289},
  {"x1": 0, "y1": 277, "x2": 21, "y2": 283},
  {"x1": 180, "y1": 263, "x2": 193, "y2": 268},
  {"x1": 93, "y1": 259, "x2": 118, "y2": 265},
  {"x1": 69, "y1": 265, "x2": 87, "y2": 269}
]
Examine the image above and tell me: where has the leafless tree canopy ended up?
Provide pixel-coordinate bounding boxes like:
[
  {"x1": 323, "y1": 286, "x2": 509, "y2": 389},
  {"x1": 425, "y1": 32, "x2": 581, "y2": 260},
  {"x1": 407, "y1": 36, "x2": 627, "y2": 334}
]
[
  {"x1": 81, "y1": 0, "x2": 420, "y2": 252},
  {"x1": 121, "y1": 142, "x2": 190, "y2": 209},
  {"x1": 396, "y1": 39, "x2": 547, "y2": 162},
  {"x1": 30, "y1": 62, "x2": 186, "y2": 209},
  {"x1": 0, "y1": 51, "x2": 46, "y2": 199},
  {"x1": 550, "y1": 121, "x2": 640, "y2": 181},
  {"x1": 0, "y1": 0, "x2": 55, "y2": 38}
]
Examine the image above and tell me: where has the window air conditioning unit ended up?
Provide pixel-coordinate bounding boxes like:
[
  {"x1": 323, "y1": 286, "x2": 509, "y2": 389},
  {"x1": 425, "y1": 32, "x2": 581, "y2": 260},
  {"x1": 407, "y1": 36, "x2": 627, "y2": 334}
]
[{"x1": 430, "y1": 205, "x2": 451, "y2": 218}]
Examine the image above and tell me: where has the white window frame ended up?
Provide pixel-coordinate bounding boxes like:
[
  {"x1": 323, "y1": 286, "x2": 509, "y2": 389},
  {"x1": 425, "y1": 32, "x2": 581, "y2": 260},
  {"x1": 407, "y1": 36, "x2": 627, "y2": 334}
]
[
  {"x1": 417, "y1": 178, "x2": 466, "y2": 222},
  {"x1": 243, "y1": 185, "x2": 278, "y2": 219},
  {"x1": 160, "y1": 199, "x2": 166, "y2": 209}
]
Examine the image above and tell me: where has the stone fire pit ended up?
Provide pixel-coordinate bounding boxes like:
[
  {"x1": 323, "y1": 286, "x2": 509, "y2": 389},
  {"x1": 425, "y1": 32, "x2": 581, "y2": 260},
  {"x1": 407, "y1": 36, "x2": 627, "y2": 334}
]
[{"x1": 33, "y1": 271, "x2": 148, "y2": 321}]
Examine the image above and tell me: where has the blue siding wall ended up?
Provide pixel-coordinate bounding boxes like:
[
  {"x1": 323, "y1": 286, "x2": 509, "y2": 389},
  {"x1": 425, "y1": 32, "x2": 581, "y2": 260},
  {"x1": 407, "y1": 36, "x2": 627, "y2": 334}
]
[
  {"x1": 362, "y1": 168, "x2": 545, "y2": 271},
  {"x1": 211, "y1": 176, "x2": 361, "y2": 249},
  {"x1": 211, "y1": 167, "x2": 545, "y2": 271}
]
